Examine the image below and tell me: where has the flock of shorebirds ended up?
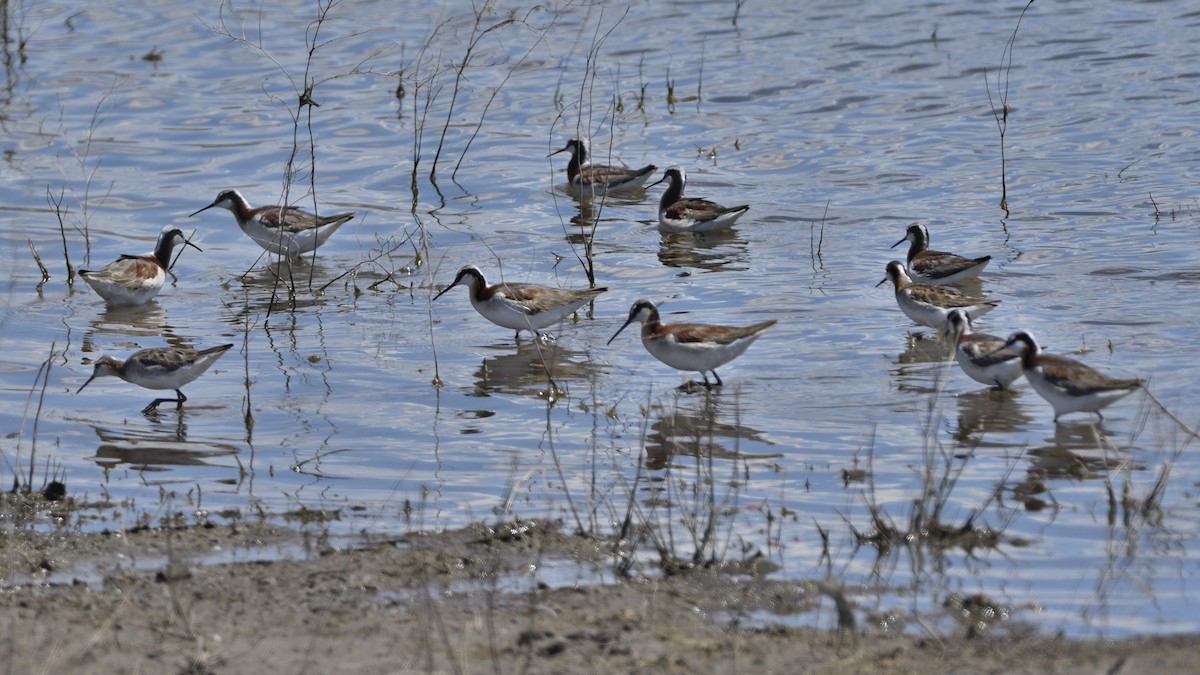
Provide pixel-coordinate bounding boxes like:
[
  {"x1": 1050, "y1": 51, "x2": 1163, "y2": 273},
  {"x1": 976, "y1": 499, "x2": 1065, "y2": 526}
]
[
  {"x1": 879, "y1": 223, "x2": 1143, "y2": 422},
  {"x1": 76, "y1": 137, "x2": 1142, "y2": 423},
  {"x1": 76, "y1": 139, "x2": 775, "y2": 413}
]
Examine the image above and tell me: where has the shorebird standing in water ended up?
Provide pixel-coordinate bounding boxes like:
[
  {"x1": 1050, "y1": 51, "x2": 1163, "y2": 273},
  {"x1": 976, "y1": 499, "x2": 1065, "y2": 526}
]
[
  {"x1": 942, "y1": 309, "x2": 1024, "y2": 390},
  {"x1": 190, "y1": 189, "x2": 354, "y2": 257},
  {"x1": 77, "y1": 344, "x2": 234, "y2": 414},
  {"x1": 1001, "y1": 330, "x2": 1142, "y2": 421},
  {"x1": 878, "y1": 261, "x2": 997, "y2": 329},
  {"x1": 434, "y1": 265, "x2": 607, "y2": 341},
  {"x1": 80, "y1": 225, "x2": 202, "y2": 305},
  {"x1": 608, "y1": 298, "x2": 776, "y2": 389}
]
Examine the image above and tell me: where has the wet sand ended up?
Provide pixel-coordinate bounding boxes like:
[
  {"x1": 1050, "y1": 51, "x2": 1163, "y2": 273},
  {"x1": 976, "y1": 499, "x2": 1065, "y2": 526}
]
[{"x1": 0, "y1": 512, "x2": 1192, "y2": 674}]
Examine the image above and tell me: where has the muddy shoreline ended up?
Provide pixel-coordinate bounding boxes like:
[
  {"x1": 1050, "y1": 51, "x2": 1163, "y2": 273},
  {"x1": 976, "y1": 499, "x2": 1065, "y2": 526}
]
[{"x1": 0, "y1": 512, "x2": 1192, "y2": 674}]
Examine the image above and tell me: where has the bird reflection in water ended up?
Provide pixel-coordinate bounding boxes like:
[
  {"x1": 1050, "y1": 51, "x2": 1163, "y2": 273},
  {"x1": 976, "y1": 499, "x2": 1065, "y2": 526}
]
[
  {"x1": 90, "y1": 418, "x2": 240, "y2": 475},
  {"x1": 1011, "y1": 421, "x2": 1131, "y2": 512},
  {"x1": 230, "y1": 257, "x2": 330, "y2": 320},
  {"x1": 897, "y1": 331, "x2": 953, "y2": 365},
  {"x1": 657, "y1": 229, "x2": 750, "y2": 273},
  {"x1": 1025, "y1": 421, "x2": 1128, "y2": 481},
  {"x1": 891, "y1": 334, "x2": 954, "y2": 397},
  {"x1": 952, "y1": 387, "x2": 1032, "y2": 443},
  {"x1": 642, "y1": 396, "x2": 780, "y2": 472},
  {"x1": 564, "y1": 191, "x2": 647, "y2": 227},
  {"x1": 84, "y1": 302, "x2": 174, "y2": 347},
  {"x1": 472, "y1": 341, "x2": 603, "y2": 400},
  {"x1": 559, "y1": 195, "x2": 643, "y2": 257}
]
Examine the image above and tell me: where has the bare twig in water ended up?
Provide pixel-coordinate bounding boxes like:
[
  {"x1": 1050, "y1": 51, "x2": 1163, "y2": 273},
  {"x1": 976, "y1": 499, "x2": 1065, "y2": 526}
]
[
  {"x1": 431, "y1": 10, "x2": 516, "y2": 184},
  {"x1": 810, "y1": 199, "x2": 829, "y2": 270},
  {"x1": 665, "y1": 64, "x2": 676, "y2": 114},
  {"x1": 12, "y1": 343, "x2": 56, "y2": 494},
  {"x1": 69, "y1": 86, "x2": 119, "y2": 261},
  {"x1": 315, "y1": 230, "x2": 415, "y2": 294},
  {"x1": 27, "y1": 239, "x2": 49, "y2": 284},
  {"x1": 46, "y1": 186, "x2": 73, "y2": 282},
  {"x1": 1117, "y1": 156, "x2": 1141, "y2": 180},
  {"x1": 983, "y1": 0, "x2": 1035, "y2": 216},
  {"x1": 452, "y1": 7, "x2": 560, "y2": 182},
  {"x1": 1142, "y1": 384, "x2": 1199, "y2": 441}
]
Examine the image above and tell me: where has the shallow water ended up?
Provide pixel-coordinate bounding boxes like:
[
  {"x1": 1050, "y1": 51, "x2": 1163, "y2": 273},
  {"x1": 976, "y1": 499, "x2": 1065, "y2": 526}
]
[{"x1": 2, "y1": 0, "x2": 1199, "y2": 637}]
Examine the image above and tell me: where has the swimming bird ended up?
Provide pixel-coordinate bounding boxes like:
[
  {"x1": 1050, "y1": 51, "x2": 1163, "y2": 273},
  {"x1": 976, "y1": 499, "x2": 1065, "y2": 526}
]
[
  {"x1": 892, "y1": 223, "x2": 991, "y2": 285},
  {"x1": 189, "y1": 189, "x2": 354, "y2": 256},
  {"x1": 549, "y1": 139, "x2": 657, "y2": 194},
  {"x1": 79, "y1": 226, "x2": 202, "y2": 305},
  {"x1": 878, "y1": 261, "x2": 997, "y2": 328},
  {"x1": 942, "y1": 309, "x2": 1024, "y2": 390},
  {"x1": 608, "y1": 298, "x2": 776, "y2": 388},
  {"x1": 1001, "y1": 330, "x2": 1142, "y2": 421},
  {"x1": 433, "y1": 265, "x2": 607, "y2": 341},
  {"x1": 648, "y1": 166, "x2": 750, "y2": 233},
  {"x1": 77, "y1": 344, "x2": 234, "y2": 414}
]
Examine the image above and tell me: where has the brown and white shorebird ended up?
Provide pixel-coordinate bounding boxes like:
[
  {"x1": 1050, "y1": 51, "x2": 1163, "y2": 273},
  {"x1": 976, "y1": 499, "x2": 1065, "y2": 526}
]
[
  {"x1": 1000, "y1": 330, "x2": 1142, "y2": 421},
  {"x1": 549, "y1": 139, "x2": 657, "y2": 195},
  {"x1": 942, "y1": 309, "x2": 1024, "y2": 390},
  {"x1": 878, "y1": 261, "x2": 997, "y2": 329},
  {"x1": 189, "y1": 189, "x2": 354, "y2": 256},
  {"x1": 79, "y1": 226, "x2": 202, "y2": 305},
  {"x1": 608, "y1": 298, "x2": 776, "y2": 388},
  {"x1": 77, "y1": 344, "x2": 234, "y2": 414},
  {"x1": 433, "y1": 265, "x2": 607, "y2": 341},
  {"x1": 648, "y1": 166, "x2": 750, "y2": 233},
  {"x1": 892, "y1": 223, "x2": 991, "y2": 285}
]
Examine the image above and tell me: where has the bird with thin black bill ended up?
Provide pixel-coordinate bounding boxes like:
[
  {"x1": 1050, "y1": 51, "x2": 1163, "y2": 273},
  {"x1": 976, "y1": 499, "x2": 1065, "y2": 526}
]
[
  {"x1": 608, "y1": 299, "x2": 776, "y2": 389},
  {"x1": 892, "y1": 223, "x2": 991, "y2": 285},
  {"x1": 433, "y1": 265, "x2": 607, "y2": 341},
  {"x1": 549, "y1": 139, "x2": 657, "y2": 195},
  {"x1": 878, "y1": 261, "x2": 997, "y2": 329},
  {"x1": 77, "y1": 344, "x2": 234, "y2": 414},
  {"x1": 80, "y1": 225, "x2": 201, "y2": 305},
  {"x1": 189, "y1": 189, "x2": 354, "y2": 257},
  {"x1": 1000, "y1": 330, "x2": 1142, "y2": 421},
  {"x1": 648, "y1": 166, "x2": 750, "y2": 233},
  {"x1": 942, "y1": 309, "x2": 1024, "y2": 390}
]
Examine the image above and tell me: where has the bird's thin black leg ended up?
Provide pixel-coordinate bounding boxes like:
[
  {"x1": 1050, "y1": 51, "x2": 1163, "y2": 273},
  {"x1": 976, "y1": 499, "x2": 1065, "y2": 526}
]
[{"x1": 142, "y1": 390, "x2": 187, "y2": 414}]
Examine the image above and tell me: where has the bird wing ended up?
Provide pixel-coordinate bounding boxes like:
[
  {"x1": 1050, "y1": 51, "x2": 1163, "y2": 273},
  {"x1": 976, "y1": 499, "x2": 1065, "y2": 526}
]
[
  {"x1": 1037, "y1": 355, "x2": 1141, "y2": 395},
  {"x1": 128, "y1": 348, "x2": 198, "y2": 375},
  {"x1": 668, "y1": 320, "x2": 775, "y2": 345}
]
